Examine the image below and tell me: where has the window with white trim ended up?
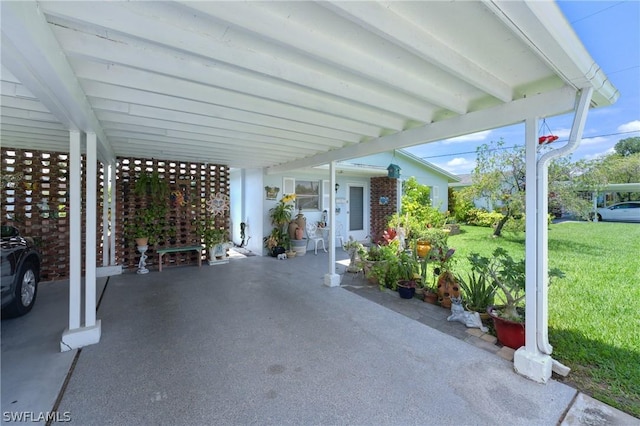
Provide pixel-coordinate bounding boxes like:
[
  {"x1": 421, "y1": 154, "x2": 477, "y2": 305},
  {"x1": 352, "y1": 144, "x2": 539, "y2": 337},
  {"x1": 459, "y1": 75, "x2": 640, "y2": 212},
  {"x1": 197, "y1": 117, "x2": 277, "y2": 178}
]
[{"x1": 283, "y1": 178, "x2": 322, "y2": 211}]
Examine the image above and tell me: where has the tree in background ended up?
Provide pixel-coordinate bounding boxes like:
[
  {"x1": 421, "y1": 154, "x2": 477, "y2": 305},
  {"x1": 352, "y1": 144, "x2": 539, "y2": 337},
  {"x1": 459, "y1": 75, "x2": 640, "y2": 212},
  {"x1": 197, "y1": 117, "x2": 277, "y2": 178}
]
[
  {"x1": 461, "y1": 139, "x2": 525, "y2": 237},
  {"x1": 387, "y1": 177, "x2": 445, "y2": 240},
  {"x1": 614, "y1": 136, "x2": 640, "y2": 157},
  {"x1": 460, "y1": 139, "x2": 595, "y2": 236}
]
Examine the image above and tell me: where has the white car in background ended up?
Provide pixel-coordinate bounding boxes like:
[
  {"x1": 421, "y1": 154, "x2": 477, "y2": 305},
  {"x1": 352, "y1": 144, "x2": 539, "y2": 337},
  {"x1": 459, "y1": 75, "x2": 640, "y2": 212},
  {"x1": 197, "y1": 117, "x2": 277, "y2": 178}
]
[{"x1": 596, "y1": 201, "x2": 640, "y2": 222}]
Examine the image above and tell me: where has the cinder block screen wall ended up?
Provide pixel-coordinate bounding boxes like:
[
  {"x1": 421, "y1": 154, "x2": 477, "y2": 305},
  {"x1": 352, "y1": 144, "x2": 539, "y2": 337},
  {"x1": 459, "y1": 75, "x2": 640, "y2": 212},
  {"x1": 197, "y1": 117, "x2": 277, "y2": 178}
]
[
  {"x1": 1, "y1": 148, "x2": 104, "y2": 281},
  {"x1": 116, "y1": 157, "x2": 229, "y2": 270},
  {"x1": 369, "y1": 176, "x2": 398, "y2": 244},
  {"x1": 1, "y1": 148, "x2": 229, "y2": 279}
]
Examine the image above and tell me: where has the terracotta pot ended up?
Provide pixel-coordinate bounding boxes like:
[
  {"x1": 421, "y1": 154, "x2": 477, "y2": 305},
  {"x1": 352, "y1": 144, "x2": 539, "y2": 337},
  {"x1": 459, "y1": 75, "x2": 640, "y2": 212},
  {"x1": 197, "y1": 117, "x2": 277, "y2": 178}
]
[
  {"x1": 487, "y1": 306, "x2": 525, "y2": 349},
  {"x1": 424, "y1": 291, "x2": 438, "y2": 304},
  {"x1": 440, "y1": 297, "x2": 452, "y2": 309},
  {"x1": 135, "y1": 237, "x2": 149, "y2": 247}
]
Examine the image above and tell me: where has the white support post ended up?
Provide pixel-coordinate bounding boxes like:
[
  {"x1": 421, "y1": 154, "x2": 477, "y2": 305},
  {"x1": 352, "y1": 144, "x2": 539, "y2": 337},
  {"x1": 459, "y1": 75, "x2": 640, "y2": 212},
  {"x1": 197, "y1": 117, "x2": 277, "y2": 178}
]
[
  {"x1": 102, "y1": 161, "x2": 109, "y2": 267},
  {"x1": 514, "y1": 117, "x2": 552, "y2": 382},
  {"x1": 68, "y1": 131, "x2": 82, "y2": 331},
  {"x1": 324, "y1": 161, "x2": 341, "y2": 287},
  {"x1": 85, "y1": 133, "x2": 97, "y2": 327},
  {"x1": 61, "y1": 131, "x2": 101, "y2": 351},
  {"x1": 109, "y1": 163, "x2": 117, "y2": 265}
]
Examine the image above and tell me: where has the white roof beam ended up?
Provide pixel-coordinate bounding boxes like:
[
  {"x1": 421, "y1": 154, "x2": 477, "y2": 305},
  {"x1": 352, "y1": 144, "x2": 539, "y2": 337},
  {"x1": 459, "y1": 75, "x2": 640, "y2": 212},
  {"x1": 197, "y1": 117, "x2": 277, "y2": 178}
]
[
  {"x1": 1, "y1": 1, "x2": 114, "y2": 162},
  {"x1": 82, "y1": 82, "x2": 363, "y2": 142},
  {"x1": 109, "y1": 139, "x2": 283, "y2": 168},
  {"x1": 484, "y1": 1, "x2": 619, "y2": 107},
  {"x1": 92, "y1": 103, "x2": 349, "y2": 148},
  {"x1": 53, "y1": 29, "x2": 406, "y2": 131},
  {"x1": 1, "y1": 106, "x2": 59, "y2": 123},
  {"x1": 183, "y1": 1, "x2": 466, "y2": 114},
  {"x1": 322, "y1": 1, "x2": 512, "y2": 103},
  {"x1": 100, "y1": 120, "x2": 328, "y2": 153},
  {"x1": 104, "y1": 129, "x2": 320, "y2": 158},
  {"x1": 41, "y1": 1, "x2": 433, "y2": 121},
  {"x1": 72, "y1": 61, "x2": 383, "y2": 136},
  {"x1": 268, "y1": 86, "x2": 578, "y2": 174}
]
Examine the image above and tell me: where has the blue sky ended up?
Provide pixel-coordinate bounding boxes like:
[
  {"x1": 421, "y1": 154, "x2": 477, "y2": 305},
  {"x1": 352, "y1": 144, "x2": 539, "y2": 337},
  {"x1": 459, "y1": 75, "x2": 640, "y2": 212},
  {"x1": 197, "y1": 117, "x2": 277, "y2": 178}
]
[{"x1": 405, "y1": 1, "x2": 640, "y2": 176}]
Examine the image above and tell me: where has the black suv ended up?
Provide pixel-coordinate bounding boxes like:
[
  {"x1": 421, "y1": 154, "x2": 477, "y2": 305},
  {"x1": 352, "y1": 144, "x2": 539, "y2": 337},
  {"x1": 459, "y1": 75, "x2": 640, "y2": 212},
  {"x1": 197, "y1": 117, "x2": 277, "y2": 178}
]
[{"x1": 1, "y1": 226, "x2": 41, "y2": 318}]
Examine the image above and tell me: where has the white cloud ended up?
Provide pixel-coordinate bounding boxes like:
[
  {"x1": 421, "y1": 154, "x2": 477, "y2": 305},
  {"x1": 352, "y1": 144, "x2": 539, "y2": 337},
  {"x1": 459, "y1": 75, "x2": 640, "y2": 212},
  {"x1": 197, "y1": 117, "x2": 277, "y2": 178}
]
[
  {"x1": 447, "y1": 157, "x2": 473, "y2": 167},
  {"x1": 433, "y1": 157, "x2": 476, "y2": 175},
  {"x1": 583, "y1": 147, "x2": 615, "y2": 161},
  {"x1": 618, "y1": 120, "x2": 640, "y2": 133},
  {"x1": 443, "y1": 130, "x2": 491, "y2": 144}
]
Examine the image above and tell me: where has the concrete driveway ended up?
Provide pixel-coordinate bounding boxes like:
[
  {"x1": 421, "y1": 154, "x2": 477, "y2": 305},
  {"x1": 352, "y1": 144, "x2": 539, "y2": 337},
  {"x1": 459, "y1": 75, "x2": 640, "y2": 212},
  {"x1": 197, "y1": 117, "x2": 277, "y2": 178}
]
[{"x1": 2, "y1": 251, "x2": 635, "y2": 424}]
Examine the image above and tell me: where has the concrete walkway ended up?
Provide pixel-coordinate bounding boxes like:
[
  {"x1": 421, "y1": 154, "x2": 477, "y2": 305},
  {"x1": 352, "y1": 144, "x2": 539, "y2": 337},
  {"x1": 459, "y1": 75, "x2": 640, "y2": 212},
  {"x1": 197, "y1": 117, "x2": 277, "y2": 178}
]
[{"x1": 1, "y1": 251, "x2": 637, "y2": 425}]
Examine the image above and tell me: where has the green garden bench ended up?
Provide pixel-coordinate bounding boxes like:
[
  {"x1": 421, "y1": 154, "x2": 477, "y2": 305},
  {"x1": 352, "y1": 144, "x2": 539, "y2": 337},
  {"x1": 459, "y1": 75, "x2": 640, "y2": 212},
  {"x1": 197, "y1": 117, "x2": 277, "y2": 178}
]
[{"x1": 157, "y1": 245, "x2": 202, "y2": 272}]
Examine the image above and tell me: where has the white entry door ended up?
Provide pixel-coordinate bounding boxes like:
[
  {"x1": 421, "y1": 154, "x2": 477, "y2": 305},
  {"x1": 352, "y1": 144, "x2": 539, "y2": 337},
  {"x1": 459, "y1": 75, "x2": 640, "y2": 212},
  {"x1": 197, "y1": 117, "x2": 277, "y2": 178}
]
[{"x1": 346, "y1": 184, "x2": 368, "y2": 242}]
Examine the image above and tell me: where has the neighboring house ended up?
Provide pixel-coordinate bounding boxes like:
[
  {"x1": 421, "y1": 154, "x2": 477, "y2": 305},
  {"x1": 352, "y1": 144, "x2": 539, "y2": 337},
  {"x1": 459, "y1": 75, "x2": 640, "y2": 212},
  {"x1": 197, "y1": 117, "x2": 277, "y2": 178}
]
[
  {"x1": 449, "y1": 173, "x2": 495, "y2": 211},
  {"x1": 230, "y1": 150, "x2": 459, "y2": 254}
]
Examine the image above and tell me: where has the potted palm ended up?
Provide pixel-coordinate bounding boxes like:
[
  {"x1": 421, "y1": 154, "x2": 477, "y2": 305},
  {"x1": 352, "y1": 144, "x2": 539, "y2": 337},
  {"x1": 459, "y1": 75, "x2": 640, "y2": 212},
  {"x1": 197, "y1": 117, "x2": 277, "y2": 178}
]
[
  {"x1": 469, "y1": 248, "x2": 564, "y2": 349},
  {"x1": 457, "y1": 269, "x2": 495, "y2": 320},
  {"x1": 265, "y1": 194, "x2": 295, "y2": 256}
]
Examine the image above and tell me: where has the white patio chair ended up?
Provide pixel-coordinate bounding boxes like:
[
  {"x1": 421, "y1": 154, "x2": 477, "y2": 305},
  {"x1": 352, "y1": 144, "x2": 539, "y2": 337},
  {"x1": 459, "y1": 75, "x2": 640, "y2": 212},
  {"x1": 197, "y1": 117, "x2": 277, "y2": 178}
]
[{"x1": 306, "y1": 223, "x2": 327, "y2": 255}]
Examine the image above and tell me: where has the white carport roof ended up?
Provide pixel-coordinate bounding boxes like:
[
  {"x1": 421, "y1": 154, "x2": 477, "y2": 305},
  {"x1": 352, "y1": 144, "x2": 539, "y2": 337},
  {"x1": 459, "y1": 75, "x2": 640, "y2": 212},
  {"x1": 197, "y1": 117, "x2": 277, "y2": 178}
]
[{"x1": 1, "y1": 1, "x2": 618, "y2": 171}]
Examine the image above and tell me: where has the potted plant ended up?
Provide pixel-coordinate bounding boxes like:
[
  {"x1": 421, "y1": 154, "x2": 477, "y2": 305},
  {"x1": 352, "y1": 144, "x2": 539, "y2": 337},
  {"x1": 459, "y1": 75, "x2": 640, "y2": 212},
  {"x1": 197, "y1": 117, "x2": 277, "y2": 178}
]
[
  {"x1": 456, "y1": 269, "x2": 495, "y2": 320},
  {"x1": 265, "y1": 194, "x2": 295, "y2": 256},
  {"x1": 469, "y1": 248, "x2": 564, "y2": 349},
  {"x1": 126, "y1": 205, "x2": 169, "y2": 247},
  {"x1": 395, "y1": 251, "x2": 419, "y2": 299},
  {"x1": 197, "y1": 218, "x2": 228, "y2": 261},
  {"x1": 367, "y1": 241, "x2": 401, "y2": 289}
]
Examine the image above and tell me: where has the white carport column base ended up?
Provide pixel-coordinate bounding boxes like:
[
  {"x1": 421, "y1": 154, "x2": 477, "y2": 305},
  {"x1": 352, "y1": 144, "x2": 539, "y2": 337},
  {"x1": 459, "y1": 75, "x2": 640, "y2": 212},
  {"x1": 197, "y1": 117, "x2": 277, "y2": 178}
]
[
  {"x1": 60, "y1": 320, "x2": 102, "y2": 352},
  {"x1": 324, "y1": 273, "x2": 341, "y2": 287},
  {"x1": 513, "y1": 347, "x2": 553, "y2": 383}
]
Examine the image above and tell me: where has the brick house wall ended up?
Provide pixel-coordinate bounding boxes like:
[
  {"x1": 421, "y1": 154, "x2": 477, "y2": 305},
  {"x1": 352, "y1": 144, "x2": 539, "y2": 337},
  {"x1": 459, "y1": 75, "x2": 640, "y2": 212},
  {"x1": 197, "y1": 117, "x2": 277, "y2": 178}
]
[{"x1": 369, "y1": 176, "x2": 398, "y2": 244}]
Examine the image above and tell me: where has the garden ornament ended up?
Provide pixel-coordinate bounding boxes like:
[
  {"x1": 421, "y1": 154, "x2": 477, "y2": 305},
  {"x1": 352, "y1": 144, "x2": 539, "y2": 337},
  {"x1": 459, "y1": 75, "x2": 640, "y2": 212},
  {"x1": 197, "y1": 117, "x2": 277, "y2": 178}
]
[{"x1": 447, "y1": 296, "x2": 487, "y2": 332}]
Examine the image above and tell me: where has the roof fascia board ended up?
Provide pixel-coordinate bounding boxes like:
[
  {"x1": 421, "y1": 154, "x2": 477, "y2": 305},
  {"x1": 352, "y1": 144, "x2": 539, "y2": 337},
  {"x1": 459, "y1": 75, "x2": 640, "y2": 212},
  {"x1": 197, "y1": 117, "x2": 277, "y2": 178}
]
[
  {"x1": 1, "y1": 1, "x2": 115, "y2": 163},
  {"x1": 267, "y1": 86, "x2": 577, "y2": 174},
  {"x1": 396, "y1": 150, "x2": 460, "y2": 182},
  {"x1": 484, "y1": 0, "x2": 619, "y2": 107}
]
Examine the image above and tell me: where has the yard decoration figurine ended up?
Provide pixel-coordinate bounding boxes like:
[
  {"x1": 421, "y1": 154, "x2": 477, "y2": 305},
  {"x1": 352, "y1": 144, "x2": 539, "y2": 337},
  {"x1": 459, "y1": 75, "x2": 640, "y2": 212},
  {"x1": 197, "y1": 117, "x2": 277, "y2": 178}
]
[{"x1": 447, "y1": 296, "x2": 487, "y2": 332}]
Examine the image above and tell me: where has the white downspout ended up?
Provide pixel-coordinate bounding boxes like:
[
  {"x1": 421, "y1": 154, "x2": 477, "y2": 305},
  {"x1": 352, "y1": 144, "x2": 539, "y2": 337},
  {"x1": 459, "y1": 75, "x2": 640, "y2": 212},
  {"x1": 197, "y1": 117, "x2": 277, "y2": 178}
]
[{"x1": 536, "y1": 88, "x2": 593, "y2": 372}]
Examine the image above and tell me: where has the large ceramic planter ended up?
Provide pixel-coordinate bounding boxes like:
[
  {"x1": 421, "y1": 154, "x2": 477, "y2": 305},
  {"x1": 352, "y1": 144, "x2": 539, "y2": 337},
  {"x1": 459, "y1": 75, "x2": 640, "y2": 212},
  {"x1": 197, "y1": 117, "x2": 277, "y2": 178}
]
[
  {"x1": 291, "y1": 239, "x2": 307, "y2": 256},
  {"x1": 487, "y1": 306, "x2": 525, "y2": 349},
  {"x1": 416, "y1": 241, "x2": 431, "y2": 258}
]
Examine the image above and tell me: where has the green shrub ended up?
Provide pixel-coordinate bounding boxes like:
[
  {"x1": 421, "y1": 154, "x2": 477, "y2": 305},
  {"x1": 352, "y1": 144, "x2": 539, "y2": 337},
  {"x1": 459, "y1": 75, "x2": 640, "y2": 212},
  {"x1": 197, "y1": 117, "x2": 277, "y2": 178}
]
[{"x1": 466, "y1": 209, "x2": 504, "y2": 227}]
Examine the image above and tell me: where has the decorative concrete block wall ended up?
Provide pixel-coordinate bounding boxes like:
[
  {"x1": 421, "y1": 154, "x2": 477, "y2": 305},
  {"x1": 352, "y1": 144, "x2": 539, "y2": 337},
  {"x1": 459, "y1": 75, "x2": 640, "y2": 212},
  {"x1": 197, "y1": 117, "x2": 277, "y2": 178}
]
[
  {"x1": 1, "y1": 148, "x2": 103, "y2": 281},
  {"x1": 116, "y1": 157, "x2": 229, "y2": 270},
  {"x1": 1, "y1": 147, "x2": 229, "y2": 279}
]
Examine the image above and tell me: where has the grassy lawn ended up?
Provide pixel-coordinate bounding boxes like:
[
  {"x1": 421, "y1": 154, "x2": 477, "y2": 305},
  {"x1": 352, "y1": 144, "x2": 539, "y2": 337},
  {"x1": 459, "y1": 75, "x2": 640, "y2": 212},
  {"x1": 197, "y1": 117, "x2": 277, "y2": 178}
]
[{"x1": 447, "y1": 222, "x2": 640, "y2": 417}]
